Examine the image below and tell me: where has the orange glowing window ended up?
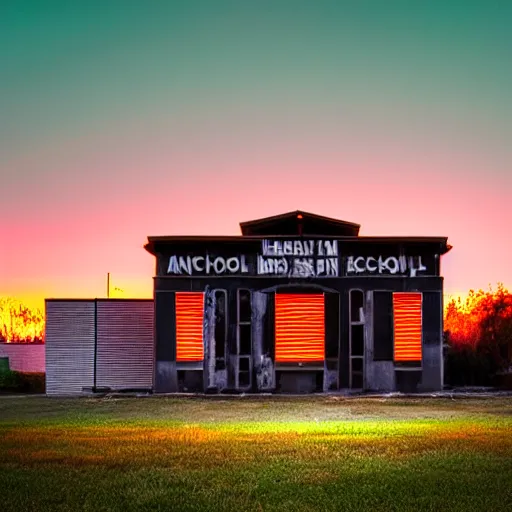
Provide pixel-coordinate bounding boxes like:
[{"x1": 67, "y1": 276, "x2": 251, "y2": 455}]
[
  {"x1": 393, "y1": 292, "x2": 422, "y2": 362},
  {"x1": 176, "y1": 292, "x2": 204, "y2": 362},
  {"x1": 275, "y1": 293, "x2": 325, "y2": 363}
]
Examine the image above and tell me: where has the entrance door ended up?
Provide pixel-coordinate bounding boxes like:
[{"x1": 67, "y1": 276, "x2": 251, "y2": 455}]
[
  {"x1": 274, "y1": 292, "x2": 325, "y2": 393},
  {"x1": 274, "y1": 293, "x2": 325, "y2": 363},
  {"x1": 272, "y1": 290, "x2": 340, "y2": 392}
]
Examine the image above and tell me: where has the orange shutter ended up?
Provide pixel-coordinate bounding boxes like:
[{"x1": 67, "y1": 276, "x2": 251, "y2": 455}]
[
  {"x1": 176, "y1": 292, "x2": 204, "y2": 362},
  {"x1": 393, "y1": 292, "x2": 422, "y2": 362},
  {"x1": 275, "y1": 293, "x2": 325, "y2": 363}
]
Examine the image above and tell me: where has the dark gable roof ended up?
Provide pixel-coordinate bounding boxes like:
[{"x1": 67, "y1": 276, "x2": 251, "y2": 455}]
[
  {"x1": 239, "y1": 210, "x2": 361, "y2": 237},
  {"x1": 144, "y1": 210, "x2": 452, "y2": 255}
]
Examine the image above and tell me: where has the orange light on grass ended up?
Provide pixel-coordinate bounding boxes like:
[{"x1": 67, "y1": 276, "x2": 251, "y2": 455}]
[
  {"x1": 393, "y1": 292, "x2": 422, "y2": 362},
  {"x1": 176, "y1": 292, "x2": 204, "y2": 361},
  {"x1": 275, "y1": 293, "x2": 325, "y2": 362}
]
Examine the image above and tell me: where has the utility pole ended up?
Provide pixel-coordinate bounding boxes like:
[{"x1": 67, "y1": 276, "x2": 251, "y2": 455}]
[{"x1": 106, "y1": 273, "x2": 124, "y2": 298}]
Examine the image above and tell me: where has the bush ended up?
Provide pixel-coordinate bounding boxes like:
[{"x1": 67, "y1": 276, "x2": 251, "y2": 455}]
[
  {"x1": 0, "y1": 370, "x2": 21, "y2": 390},
  {"x1": 0, "y1": 371, "x2": 45, "y2": 393},
  {"x1": 444, "y1": 285, "x2": 512, "y2": 387},
  {"x1": 444, "y1": 345, "x2": 495, "y2": 387}
]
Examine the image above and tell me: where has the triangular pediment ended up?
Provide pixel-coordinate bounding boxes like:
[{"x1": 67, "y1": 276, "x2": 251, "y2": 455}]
[{"x1": 239, "y1": 210, "x2": 360, "y2": 237}]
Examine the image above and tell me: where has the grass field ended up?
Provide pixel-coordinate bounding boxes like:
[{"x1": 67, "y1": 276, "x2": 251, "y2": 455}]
[{"x1": 1, "y1": 395, "x2": 512, "y2": 511}]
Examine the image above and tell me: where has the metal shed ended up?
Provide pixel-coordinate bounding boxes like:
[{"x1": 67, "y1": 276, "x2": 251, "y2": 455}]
[{"x1": 45, "y1": 299, "x2": 153, "y2": 395}]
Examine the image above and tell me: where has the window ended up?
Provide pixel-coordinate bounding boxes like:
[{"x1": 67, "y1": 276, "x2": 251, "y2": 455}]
[
  {"x1": 275, "y1": 293, "x2": 325, "y2": 363},
  {"x1": 349, "y1": 289, "x2": 365, "y2": 388},
  {"x1": 214, "y1": 290, "x2": 227, "y2": 369},
  {"x1": 237, "y1": 289, "x2": 252, "y2": 389},
  {"x1": 239, "y1": 324, "x2": 252, "y2": 355},
  {"x1": 351, "y1": 324, "x2": 364, "y2": 356},
  {"x1": 238, "y1": 289, "x2": 252, "y2": 323},
  {"x1": 393, "y1": 292, "x2": 422, "y2": 363},
  {"x1": 350, "y1": 290, "x2": 364, "y2": 323},
  {"x1": 175, "y1": 292, "x2": 204, "y2": 362}
]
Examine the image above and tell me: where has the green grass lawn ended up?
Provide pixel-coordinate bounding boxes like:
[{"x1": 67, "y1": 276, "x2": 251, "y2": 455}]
[{"x1": 1, "y1": 395, "x2": 512, "y2": 511}]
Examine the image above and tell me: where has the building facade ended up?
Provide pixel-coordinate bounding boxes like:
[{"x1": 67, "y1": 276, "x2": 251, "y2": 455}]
[{"x1": 146, "y1": 210, "x2": 451, "y2": 394}]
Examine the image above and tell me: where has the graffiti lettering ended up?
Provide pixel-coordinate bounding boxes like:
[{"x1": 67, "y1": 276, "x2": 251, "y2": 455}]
[
  {"x1": 167, "y1": 250, "x2": 427, "y2": 278},
  {"x1": 257, "y1": 256, "x2": 338, "y2": 277},
  {"x1": 168, "y1": 255, "x2": 249, "y2": 275},
  {"x1": 257, "y1": 239, "x2": 340, "y2": 278},
  {"x1": 262, "y1": 239, "x2": 338, "y2": 257},
  {"x1": 346, "y1": 256, "x2": 428, "y2": 277}
]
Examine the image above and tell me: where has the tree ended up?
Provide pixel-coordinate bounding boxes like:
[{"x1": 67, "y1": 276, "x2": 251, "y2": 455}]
[
  {"x1": 0, "y1": 298, "x2": 45, "y2": 343},
  {"x1": 477, "y1": 284, "x2": 512, "y2": 371},
  {"x1": 444, "y1": 284, "x2": 512, "y2": 385}
]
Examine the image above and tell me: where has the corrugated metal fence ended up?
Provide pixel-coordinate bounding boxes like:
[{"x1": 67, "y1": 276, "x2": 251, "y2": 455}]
[
  {"x1": 96, "y1": 300, "x2": 154, "y2": 390},
  {"x1": 45, "y1": 299, "x2": 154, "y2": 396},
  {"x1": 45, "y1": 300, "x2": 96, "y2": 395}
]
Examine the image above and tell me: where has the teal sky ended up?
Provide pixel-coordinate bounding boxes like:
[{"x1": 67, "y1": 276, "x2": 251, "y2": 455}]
[
  {"x1": 1, "y1": 0, "x2": 511, "y2": 306},
  {"x1": 3, "y1": 1, "x2": 511, "y2": 145}
]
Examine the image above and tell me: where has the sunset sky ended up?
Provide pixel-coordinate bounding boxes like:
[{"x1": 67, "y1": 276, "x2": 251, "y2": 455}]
[{"x1": 1, "y1": 1, "x2": 511, "y2": 311}]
